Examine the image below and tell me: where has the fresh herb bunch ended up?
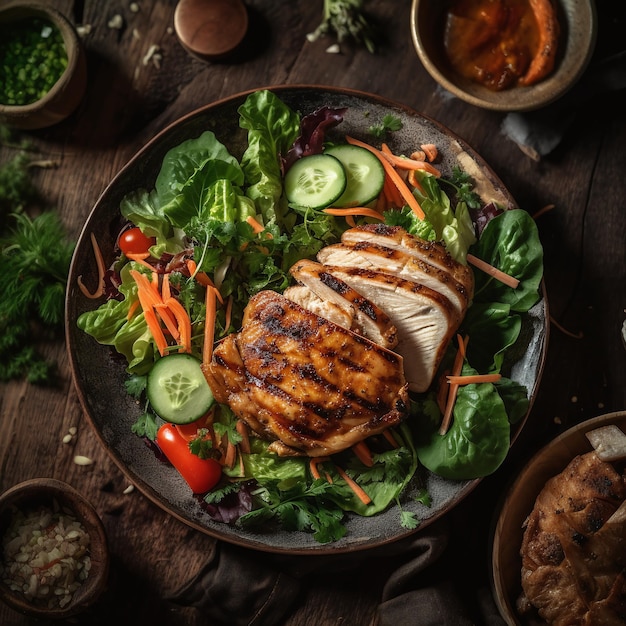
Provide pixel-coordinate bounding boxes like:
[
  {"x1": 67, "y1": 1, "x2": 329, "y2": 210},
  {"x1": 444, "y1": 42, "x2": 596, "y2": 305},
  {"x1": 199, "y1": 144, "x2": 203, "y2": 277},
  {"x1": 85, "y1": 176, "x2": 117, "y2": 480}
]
[
  {"x1": 0, "y1": 126, "x2": 75, "y2": 384},
  {"x1": 308, "y1": 0, "x2": 377, "y2": 53}
]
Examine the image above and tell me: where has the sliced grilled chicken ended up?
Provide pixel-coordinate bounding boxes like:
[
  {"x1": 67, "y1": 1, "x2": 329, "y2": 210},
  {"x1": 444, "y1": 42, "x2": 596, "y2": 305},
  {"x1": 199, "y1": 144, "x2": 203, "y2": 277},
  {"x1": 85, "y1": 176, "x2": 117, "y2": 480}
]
[
  {"x1": 289, "y1": 258, "x2": 398, "y2": 350},
  {"x1": 283, "y1": 284, "x2": 353, "y2": 330},
  {"x1": 203, "y1": 291, "x2": 409, "y2": 457},
  {"x1": 341, "y1": 224, "x2": 474, "y2": 294},
  {"x1": 323, "y1": 265, "x2": 460, "y2": 393},
  {"x1": 317, "y1": 240, "x2": 472, "y2": 317}
]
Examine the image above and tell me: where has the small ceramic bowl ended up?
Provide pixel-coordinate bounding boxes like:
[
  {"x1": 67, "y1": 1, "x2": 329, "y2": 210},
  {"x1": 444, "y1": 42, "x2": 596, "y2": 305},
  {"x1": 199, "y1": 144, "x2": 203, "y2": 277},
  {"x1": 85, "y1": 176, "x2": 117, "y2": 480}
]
[
  {"x1": 0, "y1": 1, "x2": 87, "y2": 130},
  {"x1": 490, "y1": 410, "x2": 626, "y2": 625},
  {"x1": 0, "y1": 478, "x2": 109, "y2": 619},
  {"x1": 410, "y1": 0, "x2": 597, "y2": 112}
]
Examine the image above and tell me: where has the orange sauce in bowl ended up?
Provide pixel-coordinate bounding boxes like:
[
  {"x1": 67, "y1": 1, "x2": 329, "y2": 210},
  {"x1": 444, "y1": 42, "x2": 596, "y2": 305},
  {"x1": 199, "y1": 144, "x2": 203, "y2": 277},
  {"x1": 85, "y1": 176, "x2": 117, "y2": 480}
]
[{"x1": 444, "y1": 0, "x2": 558, "y2": 91}]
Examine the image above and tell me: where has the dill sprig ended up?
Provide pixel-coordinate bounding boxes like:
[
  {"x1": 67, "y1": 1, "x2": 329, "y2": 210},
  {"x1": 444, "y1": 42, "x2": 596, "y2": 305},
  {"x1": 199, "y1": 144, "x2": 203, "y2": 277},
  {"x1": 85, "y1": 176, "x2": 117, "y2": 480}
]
[{"x1": 1, "y1": 211, "x2": 75, "y2": 383}]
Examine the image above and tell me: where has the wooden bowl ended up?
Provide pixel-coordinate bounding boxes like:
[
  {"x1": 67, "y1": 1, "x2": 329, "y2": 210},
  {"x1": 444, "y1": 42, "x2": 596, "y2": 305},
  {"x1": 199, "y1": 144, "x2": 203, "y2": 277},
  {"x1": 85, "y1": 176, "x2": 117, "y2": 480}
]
[
  {"x1": 490, "y1": 410, "x2": 626, "y2": 625},
  {"x1": 0, "y1": 478, "x2": 109, "y2": 619},
  {"x1": 0, "y1": 1, "x2": 87, "y2": 130},
  {"x1": 410, "y1": 0, "x2": 597, "y2": 112}
]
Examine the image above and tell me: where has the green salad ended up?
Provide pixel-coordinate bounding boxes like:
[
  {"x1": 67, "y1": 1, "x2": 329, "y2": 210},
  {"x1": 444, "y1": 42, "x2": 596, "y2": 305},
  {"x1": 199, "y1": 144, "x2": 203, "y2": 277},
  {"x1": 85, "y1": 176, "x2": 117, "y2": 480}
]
[{"x1": 77, "y1": 90, "x2": 543, "y2": 543}]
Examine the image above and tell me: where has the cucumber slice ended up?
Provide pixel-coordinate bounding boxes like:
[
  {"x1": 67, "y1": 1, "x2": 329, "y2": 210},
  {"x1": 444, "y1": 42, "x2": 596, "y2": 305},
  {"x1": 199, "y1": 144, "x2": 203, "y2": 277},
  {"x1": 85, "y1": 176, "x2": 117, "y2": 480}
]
[
  {"x1": 147, "y1": 354, "x2": 214, "y2": 424},
  {"x1": 284, "y1": 153, "x2": 347, "y2": 209},
  {"x1": 325, "y1": 144, "x2": 385, "y2": 207}
]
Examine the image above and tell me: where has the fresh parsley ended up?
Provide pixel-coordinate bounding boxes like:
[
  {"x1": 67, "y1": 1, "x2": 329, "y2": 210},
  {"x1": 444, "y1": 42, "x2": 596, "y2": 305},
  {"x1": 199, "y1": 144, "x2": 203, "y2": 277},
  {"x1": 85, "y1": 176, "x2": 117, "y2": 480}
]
[
  {"x1": 369, "y1": 114, "x2": 403, "y2": 139},
  {"x1": 441, "y1": 166, "x2": 482, "y2": 210}
]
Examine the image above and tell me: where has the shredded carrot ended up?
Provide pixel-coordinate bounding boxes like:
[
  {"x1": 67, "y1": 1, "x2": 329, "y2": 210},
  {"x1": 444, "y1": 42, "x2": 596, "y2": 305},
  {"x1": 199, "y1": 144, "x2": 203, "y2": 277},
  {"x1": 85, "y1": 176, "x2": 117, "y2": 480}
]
[
  {"x1": 436, "y1": 371, "x2": 450, "y2": 413},
  {"x1": 310, "y1": 456, "x2": 330, "y2": 480},
  {"x1": 236, "y1": 420, "x2": 251, "y2": 454},
  {"x1": 336, "y1": 465, "x2": 372, "y2": 505},
  {"x1": 467, "y1": 253, "x2": 520, "y2": 289},
  {"x1": 131, "y1": 270, "x2": 180, "y2": 340},
  {"x1": 223, "y1": 439, "x2": 237, "y2": 469},
  {"x1": 407, "y1": 169, "x2": 425, "y2": 193},
  {"x1": 224, "y1": 295, "x2": 233, "y2": 334},
  {"x1": 143, "y1": 307, "x2": 169, "y2": 356},
  {"x1": 346, "y1": 215, "x2": 356, "y2": 227},
  {"x1": 383, "y1": 152, "x2": 441, "y2": 176},
  {"x1": 447, "y1": 373, "x2": 502, "y2": 385},
  {"x1": 323, "y1": 207, "x2": 384, "y2": 221},
  {"x1": 165, "y1": 296, "x2": 192, "y2": 353},
  {"x1": 439, "y1": 334, "x2": 469, "y2": 435},
  {"x1": 352, "y1": 441, "x2": 374, "y2": 467},
  {"x1": 187, "y1": 259, "x2": 224, "y2": 304},
  {"x1": 383, "y1": 429, "x2": 399, "y2": 448},
  {"x1": 126, "y1": 252, "x2": 154, "y2": 271},
  {"x1": 161, "y1": 272, "x2": 171, "y2": 301},
  {"x1": 532, "y1": 203, "x2": 555, "y2": 220},
  {"x1": 77, "y1": 233, "x2": 106, "y2": 299},
  {"x1": 203, "y1": 285, "x2": 217, "y2": 367},
  {"x1": 127, "y1": 298, "x2": 141, "y2": 321},
  {"x1": 383, "y1": 172, "x2": 404, "y2": 207},
  {"x1": 346, "y1": 136, "x2": 426, "y2": 220},
  {"x1": 246, "y1": 215, "x2": 266, "y2": 234},
  {"x1": 420, "y1": 143, "x2": 438, "y2": 162}
]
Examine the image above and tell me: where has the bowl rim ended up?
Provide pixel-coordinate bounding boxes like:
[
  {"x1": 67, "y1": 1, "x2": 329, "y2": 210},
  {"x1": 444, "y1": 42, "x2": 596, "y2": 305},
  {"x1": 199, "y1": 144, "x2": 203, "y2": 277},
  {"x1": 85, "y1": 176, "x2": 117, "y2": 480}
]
[
  {"x1": 0, "y1": 478, "x2": 109, "y2": 619},
  {"x1": 410, "y1": 0, "x2": 599, "y2": 112},
  {"x1": 0, "y1": 1, "x2": 83, "y2": 113},
  {"x1": 489, "y1": 410, "x2": 626, "y2": 625}
]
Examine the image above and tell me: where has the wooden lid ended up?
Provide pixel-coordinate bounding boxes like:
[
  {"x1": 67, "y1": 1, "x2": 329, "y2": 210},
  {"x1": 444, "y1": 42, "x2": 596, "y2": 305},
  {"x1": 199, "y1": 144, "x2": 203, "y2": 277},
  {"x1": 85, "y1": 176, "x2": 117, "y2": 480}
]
[{"x1": 174, "y1": 0, "x2": 248, "y2": 61}]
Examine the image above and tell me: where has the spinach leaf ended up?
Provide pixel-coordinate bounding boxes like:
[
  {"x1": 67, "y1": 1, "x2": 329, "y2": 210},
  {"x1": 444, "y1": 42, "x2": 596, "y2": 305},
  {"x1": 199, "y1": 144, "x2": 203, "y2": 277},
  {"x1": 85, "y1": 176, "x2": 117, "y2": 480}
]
[
  {"x1": 414, "y1": 372, "x2": 511, "y2": 480},
  {"x1": 460, "y1": 301, "x2": 522, "y2": 373},
  {"x1": 470, "y1": 209, "x2": 543, "y2": 313}
]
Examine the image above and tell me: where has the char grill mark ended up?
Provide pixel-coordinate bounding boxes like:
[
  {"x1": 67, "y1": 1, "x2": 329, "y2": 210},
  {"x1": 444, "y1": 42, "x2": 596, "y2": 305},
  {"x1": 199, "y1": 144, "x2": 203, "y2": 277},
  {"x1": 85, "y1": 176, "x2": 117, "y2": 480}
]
[{"x1": 205, "y1": 291, "x2": 408, "y2": 457}]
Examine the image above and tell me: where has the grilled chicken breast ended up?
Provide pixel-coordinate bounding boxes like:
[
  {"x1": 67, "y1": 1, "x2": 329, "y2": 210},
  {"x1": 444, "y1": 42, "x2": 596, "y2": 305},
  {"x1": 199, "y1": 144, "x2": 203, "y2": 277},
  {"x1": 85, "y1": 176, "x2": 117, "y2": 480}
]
[
  {"x1": 317, "y1": 240, "x2": 472, "y2": 317},
  {"x1": 322, "y1": 265, "x2": 460, "y2": 393},
  {"x1": 341, "y1": 224, "x2": 474, "y2": 293},
  {"x1": 518, "y1": 452, "x2": 626, "y2": 625},
  {"x1": 289, "y1": 258, "x2": 398, "y2": 350},
  {"x1": 203, "y1": 291, "x2": 409, "y2": 457}
]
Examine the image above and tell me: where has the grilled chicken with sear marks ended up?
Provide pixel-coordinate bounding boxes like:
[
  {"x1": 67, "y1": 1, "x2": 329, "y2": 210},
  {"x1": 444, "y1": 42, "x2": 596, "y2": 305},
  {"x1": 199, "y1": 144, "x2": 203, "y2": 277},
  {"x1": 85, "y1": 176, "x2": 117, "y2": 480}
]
[{"x1": 203, "y1": 291, "x2": 409, "y2": 457}]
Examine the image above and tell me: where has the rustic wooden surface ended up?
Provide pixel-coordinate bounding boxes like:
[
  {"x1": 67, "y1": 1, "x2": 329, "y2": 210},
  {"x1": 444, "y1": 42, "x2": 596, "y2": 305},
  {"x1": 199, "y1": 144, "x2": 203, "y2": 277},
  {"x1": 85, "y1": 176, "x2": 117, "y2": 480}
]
[{"x1": 1, "y1": 1, "x2": 625, "y2": 624}]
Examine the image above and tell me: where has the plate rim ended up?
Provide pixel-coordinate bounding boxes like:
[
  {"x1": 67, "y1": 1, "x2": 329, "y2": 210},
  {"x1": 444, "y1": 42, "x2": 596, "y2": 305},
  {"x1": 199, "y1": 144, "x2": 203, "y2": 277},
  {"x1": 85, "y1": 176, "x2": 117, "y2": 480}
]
[{"x1": 65, "y1": 84, "x2": 549, "y2": 555}]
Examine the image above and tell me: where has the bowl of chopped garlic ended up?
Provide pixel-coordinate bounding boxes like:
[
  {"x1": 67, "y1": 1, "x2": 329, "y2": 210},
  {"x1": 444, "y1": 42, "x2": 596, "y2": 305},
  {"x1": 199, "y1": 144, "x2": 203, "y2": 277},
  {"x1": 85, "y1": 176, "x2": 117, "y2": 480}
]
[
  {"x1": 0, "y1": 478, "x2": 109, "y2": 619},
  {"x1": 0, "y1": 1, "x2": 87, "y2": 129}
]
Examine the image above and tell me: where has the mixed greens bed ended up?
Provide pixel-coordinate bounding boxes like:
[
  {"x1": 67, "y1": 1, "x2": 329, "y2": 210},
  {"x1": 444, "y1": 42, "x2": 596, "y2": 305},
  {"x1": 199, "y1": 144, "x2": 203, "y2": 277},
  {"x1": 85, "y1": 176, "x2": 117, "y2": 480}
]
[{"x1": 76, "y1": 90, "x2": 543, "y2": 543}]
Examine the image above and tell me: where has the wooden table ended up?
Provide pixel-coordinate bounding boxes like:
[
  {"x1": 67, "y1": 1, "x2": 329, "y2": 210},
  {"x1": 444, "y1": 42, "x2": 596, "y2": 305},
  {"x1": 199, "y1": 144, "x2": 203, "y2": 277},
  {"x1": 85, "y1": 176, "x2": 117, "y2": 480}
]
[{"x1": 1, "y1": 1, "x2": 625, "y2": 624}]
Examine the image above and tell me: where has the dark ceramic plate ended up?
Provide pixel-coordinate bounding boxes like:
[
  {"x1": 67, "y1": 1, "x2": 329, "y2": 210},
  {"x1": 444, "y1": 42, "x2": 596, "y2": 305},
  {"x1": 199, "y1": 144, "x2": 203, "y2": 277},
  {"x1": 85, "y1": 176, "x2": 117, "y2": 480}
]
[{"x1": 65, "y1": 86, "x2": 548, "y2": 555}]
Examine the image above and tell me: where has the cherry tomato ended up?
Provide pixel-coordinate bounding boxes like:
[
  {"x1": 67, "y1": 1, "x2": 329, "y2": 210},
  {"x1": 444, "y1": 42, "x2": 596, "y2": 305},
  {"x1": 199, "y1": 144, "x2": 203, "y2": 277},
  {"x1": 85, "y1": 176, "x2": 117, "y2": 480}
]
[
  {"x1": 118, "y1": 227, "x2": 155, "y2": 255},
  {"x1": 156, "y1": 423, "x2": 222, "y2": 494},
  {"x1": 175, "y1": 413, "x2": 213, "y2": 442}
]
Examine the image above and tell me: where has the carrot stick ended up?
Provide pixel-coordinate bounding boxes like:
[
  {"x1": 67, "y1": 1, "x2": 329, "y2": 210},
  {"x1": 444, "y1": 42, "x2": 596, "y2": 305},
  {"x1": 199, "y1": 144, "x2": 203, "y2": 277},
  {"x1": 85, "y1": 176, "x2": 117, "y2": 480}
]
[
  {"x1": 203, "y1": 285, "x2": 217, "y2": 367},
  {"x1": 466, "y1": 254, "x2": 520, "y2": 289},
  {"x1": 346, "y1": 136, "x2": 426, "y2": 220},
  {"x1": 126, "y1": 252, "x2": 154, "y2": 271},
  {"x1": 224, "y1": 295, "x2": 233, "y2": 334},
  {"x1": 336, "y1": 465, "x2": 372, "y2": 505},
  {"x1": 352, "y1": 441, "x2": 374, "y2": 467},
  {"x1": 439, "y1": 335, "x2": 469, "y2": 435},
  {"x1": 126, "y1": 298, "x2": 141, "y2": 320},
  {"x1": 323, "y1": 207, "x2": 384, "y2": 221},
  {"x1": 187, "y1": 259, "x2": 225, "y2": 304},
  {"x1": 161, "y1": 272, "x2": 172, "y2": 301},
  {"x1": 236, "y1": 420, "x2": 250, "y2": 454},
  {"x1": 447, "y1": 373, "x2": 502, "y2": 385},
  {"x1": 143, "y1": 308, "x2": 168, "y2": 356},
  {"x1": 420, "y1": 144, "x2": 438, "y2": 162},
  {"x1": 381, "y1": 150, "x2": 441, "y2": 177},
  {"x1": 383, "y1": 429, "x2": 399, "y2": 448},
  {"x1": 77, "y1": 233, "x2": 106, "y2": 299},
  {"x1": 310, "y1": 456, "x2": 330, "y2": 480},
  {"x1": 224, "y1": 439, "x2": 237, "y2": 469},
  {"x1": 165, "y1": 297, "x2": 192, "y2": 353},
  {"x1": 246, "y1": 215, "x2": 266, "y2": 234}
]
